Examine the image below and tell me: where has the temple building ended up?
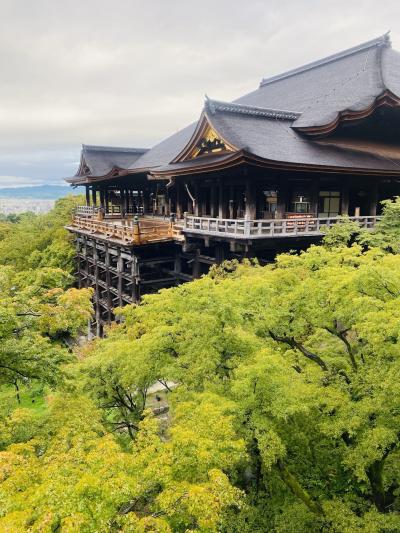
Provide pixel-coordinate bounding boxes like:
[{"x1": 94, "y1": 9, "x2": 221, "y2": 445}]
[{"x1": 66, "y1": 33, "x2": 400, "y2": 334}]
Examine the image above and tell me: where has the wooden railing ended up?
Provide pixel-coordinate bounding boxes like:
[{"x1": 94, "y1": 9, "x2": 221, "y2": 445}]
[
  {"x1": 183, "y1": 215, "x2": 380, "y2": 238},
  {"x1": 70, "y1": 216, "x2": 176, "y2": 245},
  {"x1": 75, "y1": 205, "x2": 99, "y2": 216}
]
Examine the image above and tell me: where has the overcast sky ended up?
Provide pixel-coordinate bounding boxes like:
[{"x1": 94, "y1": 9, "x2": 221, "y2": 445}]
[{"x1": 0, "y1": 0, "x2": 399, "y2": 187}]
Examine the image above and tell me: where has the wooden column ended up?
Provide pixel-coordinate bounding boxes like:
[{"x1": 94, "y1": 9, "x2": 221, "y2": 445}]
[
  {"x1": 142, "y1": 189, "x2": 150, "y2": 215},
  {"x1": 229, "y1": 186, "x2": 235, "y2": 219},
  {"x1": 276, "y1": 179, "x2": 289, "y2": 219},
  {"x1": 124, "y1": 189, "x2": 130, "y2": 215},
  {"x1": 99, "y1": 188, "x2": 105, "y2": 212},
  {"x1": 194, "y1": 184, "x2": 201, "y2": 216},
  {"x1": 120, "y1": 189, "x2": 126, "y2": 218},
  {"x1": 91, "y1": 187, "x2": 97, "y2": 206},
  {"x1": 367, "y1": 181, "x2": 379, "y2": 216},
  {"x1": 117, "y1": 248, "x2": 123, "y2": 307},
  {"x1": 341, "y1": 182, "x2": 349, "y2": 215},
  {"x1": 93, "y1": 242, "x2": 101, "y2": 337},
  {"x1": 187, "y1": 183, "x2": 194, "y2": 214},
  {"x1": 218, "y1": 180, "x2": 228, "y2": 218},
  {"x1": 176, "y1": 182, "x2": 183, "y2": 219},
  {"x1": 245, "y1": 179, "x2": 257, "y2": 219},
  {"x1": 105, "y1": 244, "x2": 112, "y2": 321},
  {"x1": 210, "y1": 185, "x2": 217, "y2": 218},
  {"x1": 104, "y1": 189, "x2": 110, "y2": 214},
  {"x1": 201, "y1": 187, "x2": 208, "y2": 216},
  {"x1": 310, "y1": 177, "x2": 320, "y2": 216},
  {"x1": 192, "y1": 249, "x2": 201, "y2": 278},
  {"x1": 85, "y1": 186, "x2": 90, "y2": 206}
]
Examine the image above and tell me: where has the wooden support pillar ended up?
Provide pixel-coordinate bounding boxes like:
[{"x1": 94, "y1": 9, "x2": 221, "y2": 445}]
[
  {"x1": 85, "y1": 186, "x2": 90, "y2": 206},
  {"x1": 174, "y1": 253, "x2": 182, "y2": 274},
  {"x1": 187, "y1": 183, "x2": 194, "y2": 215},
  {"x1": 99, "y1": 188, "x2": 105, "y2": 211},
  {"x1": 166, "y1": 190, "x2": 171, "y2": 217},
  {"x1": 219, "y1": 180, "x2": 228, "y2": 218},
  {"x1": 201, "y1": 187, "x2": 208, "y2": 216},
  {"x1": 105, "y1": 244, "x2": 112, "y2": 321},
  {"x1": 245, "y1": 179, "x2": 257, "y2": 219},
  {"x1": 120, "y1": 189, "x2": 126, "y2": 218},
  {"x1": 192, "y1": 250, "x2": 201, "y2": 278},
  {"x1": 131, "y1": 255, "x2": 140, "y2": 303},
  {"x1": 210, "y1": 185, "x2": 217, "y2": 218},
  {"x1": 276, "y1": 179, "x2": 288, "y2": 219},
  {"x1": 117, "y1": 248, "x2": 123, "y2": 307},
  {"x1": 104, "y1": 190, "x2": 110, "y2": 214},
  {"x1": 93, "y1": 243, "x2": 101, "y2": 336},
  {"x1": 341, "y1": 182, "x2": 349, "y2": 215},
  {"x1": 91, "y1": 187, "x2": 97, "y2": 206},
  {"x1": 124, "y1": 189, "x2": 130, "y2": 215},
  {"x1": 310, "y1": 177, "x2": 319, "y2": 216},
  {"x1": 176, "y1": 182, "x2": 183, "y2": 219},
  {"x1": 194, "y1": 184, "x2": 201, "y2": 216},
  {"x1": 228, "y1": 186, "x2": 235, "y2": 219},
  {"x1": 367, "y1": 181, "x2": 379, "y2": 216},
  {"x1": 215, "y1": 244, "x2": 225, "y2": 264},
  {"x1": 76, "y1": 238, "x2": 82, "y2": 289},
  {"x1": 142, "y1": 189, "x2": 150, "y2": 214}
]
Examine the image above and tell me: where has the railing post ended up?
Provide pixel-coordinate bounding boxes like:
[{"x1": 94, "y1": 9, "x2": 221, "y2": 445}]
[
  {"x1": 133, "y1": 215, "x2": 141, "y2": 245},
  {"x1": 244, "y1": 215, "x2": 251, "y2": 238},
  {"x1": 184, "y1": 212, "x2": 188, "y2": 229},
  {"x1": 168, "y1": 213, "x2": 175, "y2": 238}
]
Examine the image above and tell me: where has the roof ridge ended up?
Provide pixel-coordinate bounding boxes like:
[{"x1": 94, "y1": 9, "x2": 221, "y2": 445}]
[
  {"x1": 82, "y1": 144, "x2": 148, "y2": 153},
  {"x1": 260, "y1": 32, "x2": 391, "y2": 87},
  {"x1": 205, "y1": 97, "x2": 301, "y2": 120}
]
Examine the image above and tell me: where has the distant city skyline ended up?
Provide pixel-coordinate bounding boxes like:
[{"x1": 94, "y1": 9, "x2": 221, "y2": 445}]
[{"x1": 1, "y1": 0, "x2": 399, "y2": 187}]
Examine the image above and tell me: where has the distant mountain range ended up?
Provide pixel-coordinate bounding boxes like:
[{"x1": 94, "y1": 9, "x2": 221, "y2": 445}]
[{"x1": 0, "y1": 185, "x2": 78, "y2": 200}]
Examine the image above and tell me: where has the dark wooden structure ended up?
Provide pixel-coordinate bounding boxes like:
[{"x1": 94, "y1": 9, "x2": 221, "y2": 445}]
[{"x1": 66, "y1": 34, "x2": 400, "y2": 333}]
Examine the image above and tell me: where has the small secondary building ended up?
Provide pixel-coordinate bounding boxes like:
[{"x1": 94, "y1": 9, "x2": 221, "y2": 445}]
[{"x1": 66, "y1": 34, "x2": 400, "y2": 333}]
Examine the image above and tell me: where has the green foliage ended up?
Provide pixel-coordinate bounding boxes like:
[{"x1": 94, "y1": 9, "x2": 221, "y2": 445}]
[
  {"x1": 2, "y1": 194, "x2": 400, "y2": 530},
  {"x1": 0, "y1": 196, "x2": 93, "y2": 445},
  {"x1": 0, "y1": 195, "x2": 82, "y2": 272},
  {"x1": 322, "y1": 216, "x2": 363, "y2": 248},
  {"x1": 360, "y1": 196, "x2": 400, "y2": 253}
]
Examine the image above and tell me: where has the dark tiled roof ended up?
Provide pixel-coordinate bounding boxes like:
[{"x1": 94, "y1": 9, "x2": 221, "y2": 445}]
[
  {"x1": 67, "y1": 34, "x2": 400, "y2": 182},
  {"x1": 127, "y1": 123, "x2": 197, "y2": 171},
  {"x1": 80, "y1": 145, "x2": 148, "y2": 176},
  {"x1": 205, "y1": 104, "x2": 400, "y2": 171},
  {"x1": 259, "y1": 33, "x2": 390, "y2": 87},
  {"x1": 236, "y1": 33, "x2": 399, "y2": 129}
]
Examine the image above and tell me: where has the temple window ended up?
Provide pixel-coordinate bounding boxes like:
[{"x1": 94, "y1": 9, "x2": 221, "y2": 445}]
[{"x1": 318, "y1": 191, "x2": 340, "y2": 217}]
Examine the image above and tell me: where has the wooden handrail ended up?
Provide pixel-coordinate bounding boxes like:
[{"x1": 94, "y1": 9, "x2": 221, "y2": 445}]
[
  {"x1": 183, "y1": 215, "x2": 380, "y2": 238},
  {"x1": 71, "y1": 215, "x2": 176, "y2": 245}
]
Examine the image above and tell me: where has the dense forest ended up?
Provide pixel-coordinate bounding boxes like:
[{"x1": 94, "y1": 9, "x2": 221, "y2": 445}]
[{"x1": 1, "y1": 197, "x2": 400, "y2": 532}]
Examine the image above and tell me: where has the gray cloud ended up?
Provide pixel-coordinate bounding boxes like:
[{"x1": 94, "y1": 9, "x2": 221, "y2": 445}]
[{"x1": 0, "y1": 0, "x2": 399, "y2": 186}]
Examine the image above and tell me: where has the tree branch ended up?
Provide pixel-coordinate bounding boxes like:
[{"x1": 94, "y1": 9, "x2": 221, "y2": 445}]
[
  {"x1": 269, "y1": 331, "x2": 328, "y2": 372},
  {"x1": 325, "y1": 323, "x2": 358, "y2": 371},
  {"x1": 276, "y1": 459, "x2": 324, "y2": 515}
]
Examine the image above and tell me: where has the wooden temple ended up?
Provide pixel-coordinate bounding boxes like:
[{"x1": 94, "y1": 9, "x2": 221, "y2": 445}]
[{"x1": 66, "y1": 33, "x2": 400, "y2": 334}]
